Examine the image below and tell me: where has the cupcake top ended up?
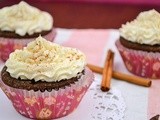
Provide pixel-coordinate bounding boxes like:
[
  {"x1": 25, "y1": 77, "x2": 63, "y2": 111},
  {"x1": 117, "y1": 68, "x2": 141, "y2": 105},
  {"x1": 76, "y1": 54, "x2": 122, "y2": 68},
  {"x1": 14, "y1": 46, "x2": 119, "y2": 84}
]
[
  {"x1": 5, "y1": 36, "x2": 86, "y2": 82},
  {"x1": 0, "y1": 1, "x2": 53, "y2": 36},
  {"x1": 120, "y1": 9, "x2": 160, "y2": 45}
]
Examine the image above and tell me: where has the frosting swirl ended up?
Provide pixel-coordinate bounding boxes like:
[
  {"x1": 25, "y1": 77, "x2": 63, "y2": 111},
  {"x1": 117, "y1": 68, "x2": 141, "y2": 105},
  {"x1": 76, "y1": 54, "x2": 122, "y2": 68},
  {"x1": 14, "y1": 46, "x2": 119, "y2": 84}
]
[
  {"x1": 5, "y1": 36, "x2": 86, "y2": 82},
  {"x1": 0, "y1": 1, "x2": 53, "y2": 36},
  {"x1": 120, "y1": 9, "x2": 160, "y2": 45}
]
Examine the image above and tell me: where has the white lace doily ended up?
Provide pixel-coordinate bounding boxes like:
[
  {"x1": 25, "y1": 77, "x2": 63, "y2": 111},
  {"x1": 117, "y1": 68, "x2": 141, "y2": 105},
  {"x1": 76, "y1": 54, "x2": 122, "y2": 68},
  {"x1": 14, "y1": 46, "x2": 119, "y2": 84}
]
[{"x1": 89, "y1": 79, "x2": 126, "y2": 120}]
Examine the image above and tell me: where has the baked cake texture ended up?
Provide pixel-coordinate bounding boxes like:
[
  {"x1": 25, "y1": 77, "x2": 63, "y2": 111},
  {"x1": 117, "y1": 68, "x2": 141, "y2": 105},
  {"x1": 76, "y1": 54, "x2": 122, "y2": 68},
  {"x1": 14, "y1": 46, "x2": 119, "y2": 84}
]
[
  {"x1": 0, "y1": 1, "x2": 55, "y2": 61},
  {"x1": 0, "y1": 36, "x2": 93, "y2": 119},
  {"x1": 116, "y1": 9, "x2": 160, "y2": 78}
]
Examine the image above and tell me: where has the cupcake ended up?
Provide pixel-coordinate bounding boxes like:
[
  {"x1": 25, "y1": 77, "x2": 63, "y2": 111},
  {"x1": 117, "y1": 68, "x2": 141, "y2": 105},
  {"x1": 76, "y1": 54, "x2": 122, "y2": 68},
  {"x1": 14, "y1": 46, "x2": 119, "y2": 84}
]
[
  {"x1": 0, "y1": 1, "x2": 56, "y2": 61},
  {"x1": 116, "y1": 9, "x2": 160, "y2": 78},
  {"x1": 0, "y1": 36, "x2": 94, "y2": 119}
]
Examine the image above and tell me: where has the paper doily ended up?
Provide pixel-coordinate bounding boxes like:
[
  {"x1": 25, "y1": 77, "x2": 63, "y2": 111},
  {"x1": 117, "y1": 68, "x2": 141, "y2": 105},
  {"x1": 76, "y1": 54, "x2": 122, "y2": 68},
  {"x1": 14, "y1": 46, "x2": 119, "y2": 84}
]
[{"x1": 89, "y1": 79, "x2": 126, "y2": 120}]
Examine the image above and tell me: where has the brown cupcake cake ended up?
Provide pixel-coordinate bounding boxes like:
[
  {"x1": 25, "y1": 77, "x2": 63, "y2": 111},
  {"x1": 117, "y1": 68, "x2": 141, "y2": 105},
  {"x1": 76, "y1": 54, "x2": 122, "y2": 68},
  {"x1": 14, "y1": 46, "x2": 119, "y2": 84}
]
[
  {"x1": 1, "y1": 66, "x2": 85, "y2": 92},
  {"x1": 116, "y1": 9, "x2": 160, "y2": 78},
  {"x1": 120, "y1": 37, "x2": 160, "y2": 52},
  {"x1": 0, "y1": 1, "x2": 56, "y2": 61},
  {"x1": 0, "y1": 30, "x2": 52, "y2": 39},
  {"x1": 0, "y1": 36, "x2": 94, "y2": 119}
]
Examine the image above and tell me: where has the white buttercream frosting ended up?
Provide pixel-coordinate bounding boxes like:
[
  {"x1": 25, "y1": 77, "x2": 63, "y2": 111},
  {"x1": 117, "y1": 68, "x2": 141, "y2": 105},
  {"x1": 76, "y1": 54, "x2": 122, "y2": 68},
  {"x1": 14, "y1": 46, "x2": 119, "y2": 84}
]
[
  {"x1": 120, "y1": 9, "x2": 160, "y2": 45},
  {"x1": 5, "y1": 36, "x2": 86, "y2": 82},
  {"x1": 0, "y1": 1, "x2": 53, "y2": 36}
]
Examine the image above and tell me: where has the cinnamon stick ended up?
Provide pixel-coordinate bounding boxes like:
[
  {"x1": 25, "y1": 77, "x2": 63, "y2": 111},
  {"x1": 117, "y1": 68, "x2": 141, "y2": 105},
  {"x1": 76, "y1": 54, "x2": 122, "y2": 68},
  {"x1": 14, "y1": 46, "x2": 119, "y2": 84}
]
[
  {"x1": 87, "y1": 64, "x2": 152, "y2": 87},
  {"x1": 101, "y1": 50, "x2": 114, "y2": 92}
]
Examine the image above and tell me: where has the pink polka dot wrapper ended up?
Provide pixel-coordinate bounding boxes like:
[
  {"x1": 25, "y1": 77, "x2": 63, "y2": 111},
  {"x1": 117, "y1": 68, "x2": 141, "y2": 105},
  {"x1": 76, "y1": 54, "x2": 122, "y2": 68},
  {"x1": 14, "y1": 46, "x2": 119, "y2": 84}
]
[
  {"x1": 0, "y1": 67, "x2": 94, "y2": 119},
  {"x1": 0, "y1": 28, "x2": 56, "y2": 62},
  {"x1": 116, "y1": 40, "x2": 160, "y2": 79}
]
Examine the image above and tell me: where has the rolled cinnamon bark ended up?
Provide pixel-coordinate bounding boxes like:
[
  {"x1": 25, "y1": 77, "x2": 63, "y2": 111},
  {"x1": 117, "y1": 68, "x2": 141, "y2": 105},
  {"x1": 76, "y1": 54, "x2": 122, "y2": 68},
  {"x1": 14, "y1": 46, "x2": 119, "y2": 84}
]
[
  {"x1": 87, "y1": 64, "x2": 152, "y2": 87},
  {"x1": 101, "y1": 50, "x2": 114, "y2": 92}
]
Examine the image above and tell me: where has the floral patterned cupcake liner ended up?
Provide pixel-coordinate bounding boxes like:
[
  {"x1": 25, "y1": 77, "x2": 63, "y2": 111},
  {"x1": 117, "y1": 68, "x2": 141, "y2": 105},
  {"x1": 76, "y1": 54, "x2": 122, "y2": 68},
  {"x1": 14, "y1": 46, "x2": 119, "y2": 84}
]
[
  {"x1": 0, "y1": 67, "x2": 94, "y2": 119},
  {"x1": 116, "y1": 40, "x2": 160, "y2": 79},
  {"x1": 0, "y1": 28, "x2": 56, "y2": 62}
]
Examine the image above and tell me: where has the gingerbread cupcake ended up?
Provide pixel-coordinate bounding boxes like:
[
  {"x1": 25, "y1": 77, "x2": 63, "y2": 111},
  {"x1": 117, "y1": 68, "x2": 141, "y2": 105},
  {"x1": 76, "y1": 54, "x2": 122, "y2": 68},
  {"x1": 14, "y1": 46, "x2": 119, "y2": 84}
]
[
  {"x1": 0, "y1": 36, "x2": 94, "y2": 119},
  {"x1": 116, "y1": 9, "x2": 160, "y2": 78},
  {"x1": 0, "y1": 1, "x2": 56, "y2": 61}
]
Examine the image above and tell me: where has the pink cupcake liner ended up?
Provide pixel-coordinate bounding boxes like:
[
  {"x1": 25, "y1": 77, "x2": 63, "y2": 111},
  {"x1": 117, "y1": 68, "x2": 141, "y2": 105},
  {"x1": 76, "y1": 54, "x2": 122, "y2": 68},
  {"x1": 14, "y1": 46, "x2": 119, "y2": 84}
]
[
  {"x1": 0, "y1": 67, "x2": 94, "y2": 119},
  {"x1": 0, "y1": 28, "x2": 56, "y2": 62},
  {"x1": 116, "y1": 40, "x2": 160, "y2": 79}
]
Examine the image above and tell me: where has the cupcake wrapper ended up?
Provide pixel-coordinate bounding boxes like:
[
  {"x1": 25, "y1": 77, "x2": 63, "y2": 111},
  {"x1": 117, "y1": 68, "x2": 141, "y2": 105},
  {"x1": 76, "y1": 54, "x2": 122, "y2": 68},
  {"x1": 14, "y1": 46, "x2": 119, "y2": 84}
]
[
  {"x1": 116, "y1": 40, "x2": 160, "y2": 79},
  {"x1": 0, "y1": 28, "x2": 56, "y2": 62},
  {"x1": 0, "y1": 67, "x2": 94, "y2": 119}
]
